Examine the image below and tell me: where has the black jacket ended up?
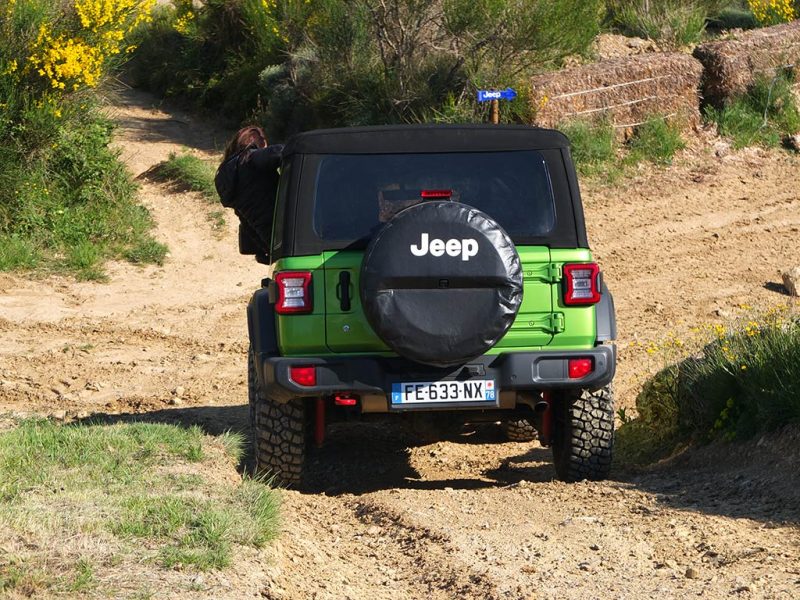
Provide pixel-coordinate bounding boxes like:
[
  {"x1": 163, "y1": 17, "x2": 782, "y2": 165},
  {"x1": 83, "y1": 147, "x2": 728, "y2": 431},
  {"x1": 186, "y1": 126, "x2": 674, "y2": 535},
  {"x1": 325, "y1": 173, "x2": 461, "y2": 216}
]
[{"x1": 215, "y1": 144, "x2": 283, "y2": 251}]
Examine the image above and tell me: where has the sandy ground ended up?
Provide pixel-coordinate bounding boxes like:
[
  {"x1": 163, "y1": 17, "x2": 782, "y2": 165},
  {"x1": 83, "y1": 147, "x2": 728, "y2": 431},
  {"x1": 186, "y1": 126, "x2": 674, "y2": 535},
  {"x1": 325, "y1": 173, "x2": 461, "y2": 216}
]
[{"x1": 0, "y1": 88, "x2": 799, "y2": 599}]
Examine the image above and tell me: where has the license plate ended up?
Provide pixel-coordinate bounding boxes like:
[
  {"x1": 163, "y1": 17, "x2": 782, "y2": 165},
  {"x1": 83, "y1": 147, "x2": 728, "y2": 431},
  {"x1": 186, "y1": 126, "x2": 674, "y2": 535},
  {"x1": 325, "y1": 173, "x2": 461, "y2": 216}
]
[{"x1": 391, "y1": 379, "x2": 496, "y2": 405}]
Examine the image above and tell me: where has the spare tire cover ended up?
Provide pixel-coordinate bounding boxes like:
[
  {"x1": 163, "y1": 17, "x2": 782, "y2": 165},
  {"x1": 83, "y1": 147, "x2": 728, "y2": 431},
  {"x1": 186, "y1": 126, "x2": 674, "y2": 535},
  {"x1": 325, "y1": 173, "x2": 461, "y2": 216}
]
[{"x1": 360, "y1": 201, "x2": 523, "y2": 367}]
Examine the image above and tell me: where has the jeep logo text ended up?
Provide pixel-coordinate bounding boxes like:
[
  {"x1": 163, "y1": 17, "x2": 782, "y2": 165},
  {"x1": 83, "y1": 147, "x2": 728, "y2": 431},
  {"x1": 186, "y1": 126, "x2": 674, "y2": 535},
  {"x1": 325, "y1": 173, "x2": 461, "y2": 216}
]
[{"x1": 410, "y1": 233, "x2": 479, "y2": 261}]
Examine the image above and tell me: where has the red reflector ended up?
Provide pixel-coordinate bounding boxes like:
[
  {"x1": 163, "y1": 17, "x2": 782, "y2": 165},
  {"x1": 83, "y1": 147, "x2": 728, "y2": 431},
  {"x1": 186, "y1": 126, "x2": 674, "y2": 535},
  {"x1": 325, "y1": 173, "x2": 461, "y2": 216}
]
[
  {"x1": 421, "y1": 189, "x2": 452, "y2": 199},
  {"x1": 334, "y1": 395, "x2": 358, "y2": 407},
  {"x1": 568, "y1": 358, "x2": 594, "y2": 379},
  {"x1": 289, "y1": 366, "x2": 316, "y2": 387}
]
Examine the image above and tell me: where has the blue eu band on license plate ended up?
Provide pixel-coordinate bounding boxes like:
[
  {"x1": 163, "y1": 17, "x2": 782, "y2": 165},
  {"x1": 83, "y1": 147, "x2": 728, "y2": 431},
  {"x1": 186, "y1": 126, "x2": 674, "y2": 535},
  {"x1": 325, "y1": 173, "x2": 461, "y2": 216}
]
[{"x1": 391, "y1": 379, "x2": 496, "y2": 405}]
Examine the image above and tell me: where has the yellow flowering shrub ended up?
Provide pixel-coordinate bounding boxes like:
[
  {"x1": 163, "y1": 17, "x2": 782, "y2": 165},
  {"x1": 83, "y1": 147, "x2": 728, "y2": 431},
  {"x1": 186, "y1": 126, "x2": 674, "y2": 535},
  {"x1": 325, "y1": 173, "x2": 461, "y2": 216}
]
[
  {"x1": 26, "y1": 0, "x2": 155, "y2": 93},
  {"x1": 173, "y1": 11, "x2": 195, "y2": 35},
  {"x1": 747, "y1": 0, "x2": 796, "y2": 25},
  {"x1": 29, "y1": 27, "x2": 105, "y2": 90},
  {"x1": 74, "y1": 0, "x2": 155, "y2": 34}
]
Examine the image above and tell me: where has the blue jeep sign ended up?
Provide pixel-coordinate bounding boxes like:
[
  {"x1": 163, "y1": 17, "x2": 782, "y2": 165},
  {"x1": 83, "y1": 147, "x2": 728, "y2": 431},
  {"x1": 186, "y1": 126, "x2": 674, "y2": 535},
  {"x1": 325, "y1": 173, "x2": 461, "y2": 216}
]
[{"x1": 477, "y1": 88, "x2": 517, "y2": 102}]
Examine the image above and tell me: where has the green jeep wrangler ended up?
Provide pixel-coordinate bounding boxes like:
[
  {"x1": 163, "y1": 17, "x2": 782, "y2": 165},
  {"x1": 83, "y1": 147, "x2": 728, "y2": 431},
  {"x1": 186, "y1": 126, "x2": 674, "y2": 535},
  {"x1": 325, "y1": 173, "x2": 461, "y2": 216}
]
[{"x1": 246, "y1": 125, "x2": 616, "y2": 486}]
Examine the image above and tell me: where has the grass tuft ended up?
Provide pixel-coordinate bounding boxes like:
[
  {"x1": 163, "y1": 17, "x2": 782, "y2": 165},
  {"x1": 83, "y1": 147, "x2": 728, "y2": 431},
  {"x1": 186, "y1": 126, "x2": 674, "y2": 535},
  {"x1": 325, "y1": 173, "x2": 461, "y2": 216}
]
[
  {"x1": 0, "y1": 236, "x2": 40, "y2": 271},
  {"x1": 150, "y1": 152, "x2": 218, "y2": 202},
  {"x1": 626, "y1": 117, "x2": 686, "y2": 166},
  {"x1": 560, "y1": 119, "x2": 620, "y2": 179},
  {"x1": 706, "y1": 73, "x2": 800, "y2": 149},
  {"x1": 115, "y1": 479, "x2": 279, "y2": 570},
  {"x1": 217, "y1": 430, "x2": 246, "y2": 462},
  {"x1": 123, "y1": 237, "x2": 168, "y2": 266}
]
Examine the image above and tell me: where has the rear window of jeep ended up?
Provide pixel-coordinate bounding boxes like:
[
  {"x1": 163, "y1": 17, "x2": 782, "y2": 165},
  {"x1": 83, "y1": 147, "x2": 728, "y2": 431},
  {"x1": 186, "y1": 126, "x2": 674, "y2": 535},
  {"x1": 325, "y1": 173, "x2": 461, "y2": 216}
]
[{"x1": 312, "y1": 151, "x2": 556, "y2": 241}]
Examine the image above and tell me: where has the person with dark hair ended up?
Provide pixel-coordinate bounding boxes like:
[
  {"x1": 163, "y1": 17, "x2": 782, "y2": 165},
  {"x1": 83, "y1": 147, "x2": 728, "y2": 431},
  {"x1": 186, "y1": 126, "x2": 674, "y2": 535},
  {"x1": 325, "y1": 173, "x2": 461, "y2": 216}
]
[{"x1": 215, "y1": 126, "x2": 283, "y2": 260}]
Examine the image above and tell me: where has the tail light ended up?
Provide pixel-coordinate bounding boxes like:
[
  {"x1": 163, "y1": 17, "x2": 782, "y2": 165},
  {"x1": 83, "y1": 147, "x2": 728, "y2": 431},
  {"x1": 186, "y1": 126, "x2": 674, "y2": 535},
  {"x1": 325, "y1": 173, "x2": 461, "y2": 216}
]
[
  {"x1": 275, "y1": 271, "x2": 313, "y2": 314},
  {"x1": 289, "y1": 366, "x2": 316, "y2": 386},
  {"x1": 563, "y1": 263, "x2": 601, "y2": 305}
]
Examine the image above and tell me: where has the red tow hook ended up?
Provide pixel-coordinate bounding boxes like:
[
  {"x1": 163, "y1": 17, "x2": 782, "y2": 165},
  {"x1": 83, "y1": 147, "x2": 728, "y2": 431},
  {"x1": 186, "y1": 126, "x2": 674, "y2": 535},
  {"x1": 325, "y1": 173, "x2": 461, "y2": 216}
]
[
  {"x1": 314, "y1": 397, "x2": 326, "y2": 448},
  {"x1": 539, "y1": 391, "x2": 553, "y2": 447}
]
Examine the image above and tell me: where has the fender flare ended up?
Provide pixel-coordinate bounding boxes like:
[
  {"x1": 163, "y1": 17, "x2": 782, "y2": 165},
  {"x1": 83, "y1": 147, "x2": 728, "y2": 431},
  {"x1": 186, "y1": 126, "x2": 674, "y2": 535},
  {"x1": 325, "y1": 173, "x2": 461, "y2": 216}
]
[
  {"x1": 247, "y1": 283, "x2": 278, "y2": 391},
  {"x1": 596, "y1": 284, "x2": 617, "y2": 343}
]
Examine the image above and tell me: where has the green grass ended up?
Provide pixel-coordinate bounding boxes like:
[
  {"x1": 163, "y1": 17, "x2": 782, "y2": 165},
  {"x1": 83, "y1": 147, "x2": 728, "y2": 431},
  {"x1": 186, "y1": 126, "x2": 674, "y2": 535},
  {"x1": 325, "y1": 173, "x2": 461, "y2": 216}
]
[
  {"x1": 0, "y1": 420, "x2": 279, "y2": 596},
  {"x1": 706, "y1": 73, "x2": 800, "y2": 149},
  {"x1": 617, "y1": 309, "x2": 800, "y2": 466},
  {"x1": 115, "y1": 481, "x2": 278, "y2": 570},
  {"x1": 627, "y1": 117, "x2": 686, "y2": 166},
  {"x1": 0, "y1": 235, "x2": 40, "y2": 270},
  {"x1": 150, "y1": 152, "x2": 218, "y2": 202},
  {"x1": 560, "y1": 119, "x2": 620, "y2": 179},
  {"x1": 123, "y1": 237, "x2": 169, "y2": 266},
  {"x1": 561, "y1": 115, "x2": 685, "y2": 181}
]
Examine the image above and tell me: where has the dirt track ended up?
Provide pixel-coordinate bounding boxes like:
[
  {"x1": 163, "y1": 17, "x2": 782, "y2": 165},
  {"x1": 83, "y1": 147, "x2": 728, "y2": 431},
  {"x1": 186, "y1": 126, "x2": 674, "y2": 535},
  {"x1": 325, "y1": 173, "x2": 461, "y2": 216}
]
[{"x1": 0, "y1": 89, "x2": 799, "y2": 599}]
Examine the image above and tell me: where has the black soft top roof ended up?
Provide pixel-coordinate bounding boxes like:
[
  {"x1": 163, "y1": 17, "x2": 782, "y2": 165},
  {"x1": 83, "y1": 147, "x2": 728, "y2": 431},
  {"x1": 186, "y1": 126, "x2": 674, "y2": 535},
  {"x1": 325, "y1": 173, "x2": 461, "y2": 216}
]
[{"x1": 282, "y1": 124, "x2": 570, "y2": 155}]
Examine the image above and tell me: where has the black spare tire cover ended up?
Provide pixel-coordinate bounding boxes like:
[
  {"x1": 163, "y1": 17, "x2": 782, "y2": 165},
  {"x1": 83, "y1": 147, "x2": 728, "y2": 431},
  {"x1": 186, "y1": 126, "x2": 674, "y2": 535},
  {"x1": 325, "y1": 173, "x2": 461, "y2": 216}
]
[{"x1": 360, "y1": 201, "x2": 523, "y2": 367}]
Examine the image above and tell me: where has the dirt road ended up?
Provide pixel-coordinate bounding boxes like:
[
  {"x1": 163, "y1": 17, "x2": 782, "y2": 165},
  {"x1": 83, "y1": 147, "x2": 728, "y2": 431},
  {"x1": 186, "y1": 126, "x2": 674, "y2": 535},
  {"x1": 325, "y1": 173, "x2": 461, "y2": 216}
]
[{"x1": 0, "y1": 89, "x2": 798, "y2": 599}]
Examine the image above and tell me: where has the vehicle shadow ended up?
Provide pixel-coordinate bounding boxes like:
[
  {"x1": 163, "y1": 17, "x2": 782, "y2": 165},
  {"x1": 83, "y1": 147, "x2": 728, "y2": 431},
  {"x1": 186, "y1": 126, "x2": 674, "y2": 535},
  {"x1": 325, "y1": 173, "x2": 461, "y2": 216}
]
[
  {"x1": 76, "y1": 406, "x2": 800, "y2": 523},
  {"x1": 77, "y1": 405, "x2": 556, "y2": 494},
  {"x1": 301, "y1": 422, "x2": 557, "y2": 495}
]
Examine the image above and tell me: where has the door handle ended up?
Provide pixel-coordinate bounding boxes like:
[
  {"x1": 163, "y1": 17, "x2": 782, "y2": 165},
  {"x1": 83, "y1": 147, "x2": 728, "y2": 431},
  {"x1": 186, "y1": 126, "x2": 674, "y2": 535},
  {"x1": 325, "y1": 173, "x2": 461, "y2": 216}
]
[{"x1": 337, "y1": 271, "x2": 351, "y2": 311}]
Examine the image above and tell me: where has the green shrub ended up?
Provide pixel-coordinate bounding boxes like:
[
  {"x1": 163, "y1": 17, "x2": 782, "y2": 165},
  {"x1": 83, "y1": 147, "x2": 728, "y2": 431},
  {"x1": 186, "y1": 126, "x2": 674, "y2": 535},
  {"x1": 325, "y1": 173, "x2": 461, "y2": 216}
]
[
  {"x1": 607, "y1": 0, "x2": 734, "y2": 47},
  {"x1": 129, "y1": 0, "x2": 604, "y2": 136},
  {"x1": 627, "y1": 117, "x2": 686, "y2": 165},
  {"x1": 709, "y1": 5, "x2": 759, "y2": 29},
  {"x1": 707, "y1": 72, "x2": 800, "y2": 149},
  {"x1": 0, "y1": 0, "x2": 167, "y2": 278},
  {"x1": 617, "y1": 310, "x2": 800, "y2": 465}
]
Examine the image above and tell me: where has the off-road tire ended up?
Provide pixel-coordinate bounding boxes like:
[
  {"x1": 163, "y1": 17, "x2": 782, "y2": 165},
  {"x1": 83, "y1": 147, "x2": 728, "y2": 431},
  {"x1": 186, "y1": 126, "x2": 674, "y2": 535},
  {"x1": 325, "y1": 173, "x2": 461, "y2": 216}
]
[
  {"x1": 552, "y1": 386, "x2": 614, "y2": 482},
  {"x1": 503, "y1": 418, "x2": 538, "y2": 442},
  {"x1": 248, "y1": 349, "x2": 307, "y2": 487}
]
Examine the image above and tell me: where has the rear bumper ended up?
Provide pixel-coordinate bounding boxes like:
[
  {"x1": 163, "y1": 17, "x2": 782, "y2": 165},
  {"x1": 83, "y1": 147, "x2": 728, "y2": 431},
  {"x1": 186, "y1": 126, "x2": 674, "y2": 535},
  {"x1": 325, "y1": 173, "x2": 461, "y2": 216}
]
[{"x1": 254, "y1": 346, "x2": 615, "y2": 406}]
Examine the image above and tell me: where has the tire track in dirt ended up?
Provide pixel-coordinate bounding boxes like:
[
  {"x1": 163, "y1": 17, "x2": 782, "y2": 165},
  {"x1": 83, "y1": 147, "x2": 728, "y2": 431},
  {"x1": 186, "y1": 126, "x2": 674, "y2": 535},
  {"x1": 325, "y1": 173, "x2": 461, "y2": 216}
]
[{"x1": 270, "y1": 492, "x2": 504, "y2": 600}]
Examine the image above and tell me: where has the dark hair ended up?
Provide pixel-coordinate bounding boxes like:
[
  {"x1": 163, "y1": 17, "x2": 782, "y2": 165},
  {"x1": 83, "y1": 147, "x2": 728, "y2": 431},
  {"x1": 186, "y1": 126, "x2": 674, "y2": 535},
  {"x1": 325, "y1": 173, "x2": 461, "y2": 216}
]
[{"x1": 222, "y1": 126, "x2": 268, "y2": 163}]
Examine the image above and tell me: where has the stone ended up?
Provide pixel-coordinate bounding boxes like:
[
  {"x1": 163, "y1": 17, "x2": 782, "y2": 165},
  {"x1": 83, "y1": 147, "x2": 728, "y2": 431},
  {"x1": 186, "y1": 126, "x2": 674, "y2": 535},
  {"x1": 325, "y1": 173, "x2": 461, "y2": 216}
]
[
  {"x1": 173, "y1": 386, "x2": 185, "y2": 397},
  {"x1": 714, "y1": 141, "x2": 731, "y2": 158},
  {"x1": 686, "y1": 567, "x2": 699, "y2": 579},
  {"x1": 783, "y1": 134, "x2": 800, "y2": 152}
]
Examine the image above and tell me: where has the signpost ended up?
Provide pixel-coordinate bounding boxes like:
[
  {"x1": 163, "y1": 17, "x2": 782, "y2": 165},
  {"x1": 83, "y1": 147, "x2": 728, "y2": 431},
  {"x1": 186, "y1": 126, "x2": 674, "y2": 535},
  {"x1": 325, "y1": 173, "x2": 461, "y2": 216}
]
[{"x1": 477, "y1": 88, "x2": 517, "y2": 124}]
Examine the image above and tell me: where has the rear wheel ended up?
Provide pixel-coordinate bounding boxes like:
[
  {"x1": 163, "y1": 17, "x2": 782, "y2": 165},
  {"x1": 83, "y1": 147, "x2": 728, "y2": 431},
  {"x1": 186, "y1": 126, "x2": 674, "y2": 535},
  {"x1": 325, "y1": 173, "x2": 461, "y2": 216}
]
[
  {"x1": 552, "y1": 386, "x2": 614, "y2": 482},
  {"x1": 503, "y1": 418, "x2": 538, "y2": 442},
  {"x1": 248, "y1": 349, "x2": 307, "y2": 486}
]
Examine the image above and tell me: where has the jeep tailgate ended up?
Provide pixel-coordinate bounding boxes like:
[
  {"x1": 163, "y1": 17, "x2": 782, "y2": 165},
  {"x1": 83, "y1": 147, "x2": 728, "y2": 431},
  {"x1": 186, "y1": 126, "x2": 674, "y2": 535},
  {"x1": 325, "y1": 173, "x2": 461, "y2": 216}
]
[
  {"x1": 493, "y1": 246, "x2": 554, "y2": 349},
  {"x1": 322, "y1": 248, "x2": 558, "y2": 353},
  {"x1": 322, "y1": 251, "x2": 391, "y2": 353}
]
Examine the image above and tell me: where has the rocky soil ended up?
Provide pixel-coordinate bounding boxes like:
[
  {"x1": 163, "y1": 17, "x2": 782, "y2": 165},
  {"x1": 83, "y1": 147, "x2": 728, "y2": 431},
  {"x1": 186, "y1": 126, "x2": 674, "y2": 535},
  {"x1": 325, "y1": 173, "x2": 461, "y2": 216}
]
[{"x1": 0, "y1": 88, "x2": 798, "y2": 599}]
